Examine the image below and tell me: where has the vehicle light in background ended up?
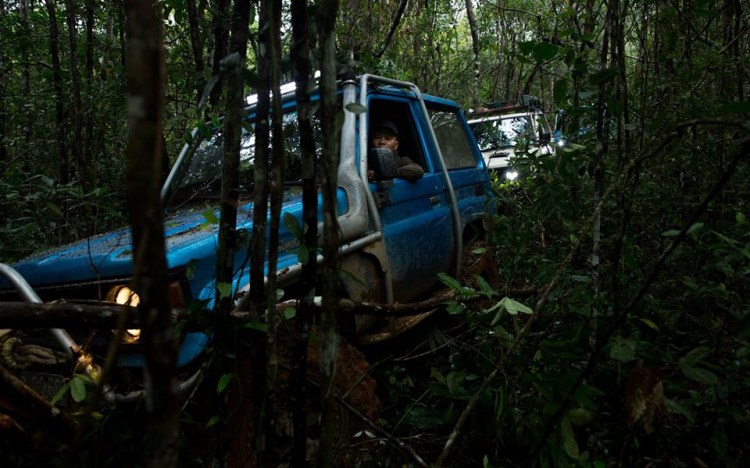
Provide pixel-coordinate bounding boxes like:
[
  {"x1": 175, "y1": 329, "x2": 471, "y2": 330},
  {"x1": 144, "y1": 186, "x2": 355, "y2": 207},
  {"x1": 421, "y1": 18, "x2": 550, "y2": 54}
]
[
  {"x1": 505, "y1": 170, "x2": 519, "y2": 181},
  {"x1": 557, "y1": 139, "x2": 566, "y2": 147},
  {"x1": 106, "y1": 286, "x2": 142, "y2": 341},
  {"x1": 107, "y1": 282, "x2": 186, "y2": 343}
]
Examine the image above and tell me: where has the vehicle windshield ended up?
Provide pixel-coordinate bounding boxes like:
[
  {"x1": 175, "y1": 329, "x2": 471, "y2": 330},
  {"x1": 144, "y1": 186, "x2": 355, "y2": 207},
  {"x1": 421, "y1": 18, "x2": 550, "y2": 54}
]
[
  {"x1": 469, "y1": 115, "x2": 533, "y2": 152},
  {"x1": 166, "y1": 111, "x2": 322, "y2": 212}
]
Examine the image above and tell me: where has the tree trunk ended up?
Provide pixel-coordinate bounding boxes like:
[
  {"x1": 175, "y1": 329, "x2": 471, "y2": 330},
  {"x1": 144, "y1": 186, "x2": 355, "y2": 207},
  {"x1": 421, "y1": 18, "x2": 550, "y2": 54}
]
[
  {"x1": 123, "y1": 1, "x2": 179, "y2": 466},
  {"x1": 20, "y1": 0, "x2": 31, "y2": 172},
  {"x1": 208, "y1": 0, "x2": 229, "y2": 108},
  {"x1": 0, "y1": 0, "x2": 7, "y2": 166},
  {"x1": 464, "y1": 0, "x2": 481, "y2": 108},
  {"x1": 316, "y1": 0, "x2": 341, "y2": 465},
  {"x1": 84, "y1": 0, "x2": 95, "y2": 192},
  {"x1": 264, "y1": 0, "x2": 285, "y2": 463},
  {"x1": 118, "y1": 0, "x2": 126, "y2": 68},
  {"x1": 590, "y1": 2, "x2": 613, "y2": 356},
  {"x1": 186, "y1": 0, "x2": 205, "y2": 104},
  {"x1": 46, "y1": 0, "x2": 69, "y2": 185},
  {"x1": 289, "y1": 0, "x2": 316, "y2": 462},
  {"x1": 212, "y1": 0, "x2": 251, "y2": 462},
  {"x1": 250, "y1": 0, "x2": 272, "y2": 463},
  {"x1": 65, "y1": 0, "x2": 84, "y2": 188}
]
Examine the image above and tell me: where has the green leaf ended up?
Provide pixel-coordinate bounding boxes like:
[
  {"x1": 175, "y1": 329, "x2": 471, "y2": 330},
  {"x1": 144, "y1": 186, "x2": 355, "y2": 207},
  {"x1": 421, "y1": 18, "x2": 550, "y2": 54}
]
[
  {"x1": 345, "y1": 102, "x2": 367, "y2": 114},
  {"x1": 446, "y1": 301, "x2": 466, "y2": 315},
  {"x1": 202, "y1": 205, "x2": 219, "y2": 225},
  {"x1": 283, "y1": 308, "x2": 296, "y2": 319},
  {"x1": 681, "y1": 366, "x2": 719, "y2": 385},
  {"x1": 217, "y1": 282, "x2": 232, "y2": 299},
  {"x1": 516, "y1": 55, "x2": 533, "y2": 65},
  {"x1": 474, "y1": 275, "x2": 496, "y2": 297},
  {"x1": 217, "y1": 374, "x2": 234, "y2": 394},
  {"x1": 50, "y1": 380, "x2": 73, "y2": 406},
  {"x1": 205, "y1": 415, "x2": 222, "y2": 429},
  {"x1": 559, "y1": 27, "x2": 576, "y2": 37},
  {"x1": 687, "y1": 222, "x2": 704, "y2": 238},
  {"x1": 430, "y1": 367, "x2": 446, "y2": 384},
  {"x1": 554, "y1": 79, "x2": 569, "y2": 106},
  {"x1": 340, "y1": 268, "x2": 366, "y2": 287},
  {"x1": 197, "y1": 118, "x2": 213, "y2": 139},
  {"x1": 438, "y1": 272, "x2": 463, "y2": 291},
  {"x1": 661, "y1": 230, "x2": 680, "y2": 237},
  {"x1": 244, "y1": 322, "x2": 268, "y2": 332},
  {"x1": 571, "y1": 275, "x2": 592, "y2": 283},
  {"x1": 558, "y1": 8, "x2": 575, "y2": 19},
  {"x1": 561, "y1": 417, "x2": 579, "y2": 459},
  {"x1": 666, "y1": 399, "x2": 694, "y2": 422},
  {"x1": 403, "y1": 407, "x2": 444, "y2": 430},
  {"x1": 567, "y1": 408, "x2": 594, "y2": 426},
  {"x1": 533, "y1": 42, "x2": 559, "y2": 63},
  {"x1": 297, "y1": 244, "x2": 310, "y2": 264},
  {"x1": 518, "y1": 40, "x2": 536, "y2": 55},
  {"x1": 610, "y1": 337, "x2": 637, "y2": 362},
  {"x1": 46, "y1": 202, "x2": 64, "y2": 217},
  {"x1": 499, "y1": 296, "x2": 533, "y2": 315},
  {"x1": 736, "y1": 212, "x2": 747, "y2": 224},
  {"x1": 71, "y1": 376, "x2": 86, "y2": 403},
  {"x1": 639, "y1": 318, "x2": 660, "y2": 332},
  {"x1": 283, "y1": 212, "x2": 303, "y2": 239}
]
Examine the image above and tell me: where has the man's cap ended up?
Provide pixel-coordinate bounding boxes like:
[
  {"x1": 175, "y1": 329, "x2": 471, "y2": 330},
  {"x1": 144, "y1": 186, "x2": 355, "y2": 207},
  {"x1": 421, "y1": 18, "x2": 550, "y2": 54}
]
[{"x1": 373, "y1": 120, "x2": 399, "y2": 137}]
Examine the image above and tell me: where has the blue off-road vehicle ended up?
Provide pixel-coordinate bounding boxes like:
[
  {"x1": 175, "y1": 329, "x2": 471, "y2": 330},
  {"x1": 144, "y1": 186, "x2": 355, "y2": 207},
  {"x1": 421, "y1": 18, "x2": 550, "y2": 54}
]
[{"x1": 0, "y1": 75, "x2": 494, "y2": 404}]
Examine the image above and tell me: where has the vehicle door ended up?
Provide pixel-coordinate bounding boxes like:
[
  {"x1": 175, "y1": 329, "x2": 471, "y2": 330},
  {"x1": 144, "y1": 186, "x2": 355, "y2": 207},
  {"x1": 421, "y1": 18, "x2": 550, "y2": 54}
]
[
  {"x1": 365, "y1": 96, "x2": 454, "y2": 302},
  {"x1": 425, "y1": 102, "x2": 489, "y2": 240}
]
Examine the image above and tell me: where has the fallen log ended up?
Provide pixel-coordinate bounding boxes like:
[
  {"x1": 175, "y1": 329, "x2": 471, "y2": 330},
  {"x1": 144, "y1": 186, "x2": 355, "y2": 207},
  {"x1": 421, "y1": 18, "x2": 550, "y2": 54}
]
[
  {"x1": 0, "y1": 287, "x2": 538, "y2": 328},
  {"x1": 0, "y1": 302, "x2": 187, "y2": 329}
]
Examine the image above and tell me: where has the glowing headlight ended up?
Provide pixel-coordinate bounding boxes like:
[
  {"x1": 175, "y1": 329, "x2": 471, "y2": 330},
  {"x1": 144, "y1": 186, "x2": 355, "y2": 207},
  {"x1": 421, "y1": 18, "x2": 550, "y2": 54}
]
[
  {"x1": 106, "y1": 285, "x2": 140, "y2": 306},
  {"x1": 505, "y1": 170, "x2": 519, "y2": 181},
  {"x1": 106, "y1": 286, "x2": 141, "y2": 342}
]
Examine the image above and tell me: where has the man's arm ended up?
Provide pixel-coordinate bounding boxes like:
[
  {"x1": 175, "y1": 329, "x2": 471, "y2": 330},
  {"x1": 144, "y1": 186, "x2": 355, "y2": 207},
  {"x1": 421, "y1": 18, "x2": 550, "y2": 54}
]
[{"x1": 396, "y1": 156, "x2": 424, "y2": 181}]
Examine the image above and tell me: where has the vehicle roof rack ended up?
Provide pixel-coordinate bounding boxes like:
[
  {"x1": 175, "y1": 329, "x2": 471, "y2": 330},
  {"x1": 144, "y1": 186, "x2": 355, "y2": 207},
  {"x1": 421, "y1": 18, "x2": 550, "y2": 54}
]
[{"x1": 467, "y1": 94, "x2": 543, "y2": 118}]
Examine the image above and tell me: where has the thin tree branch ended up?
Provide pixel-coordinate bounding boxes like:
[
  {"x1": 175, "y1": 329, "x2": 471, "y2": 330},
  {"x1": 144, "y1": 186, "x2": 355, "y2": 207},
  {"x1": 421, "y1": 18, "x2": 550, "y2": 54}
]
[{"x1": 373, "y1": 0, "x2": 408, "y2": 59}]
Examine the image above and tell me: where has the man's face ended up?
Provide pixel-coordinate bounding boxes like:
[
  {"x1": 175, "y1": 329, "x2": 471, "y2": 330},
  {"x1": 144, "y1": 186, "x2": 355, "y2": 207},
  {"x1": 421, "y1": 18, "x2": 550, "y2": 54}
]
[{"x1": 372, "y1": 129, "x2": 399, "y2": 153}]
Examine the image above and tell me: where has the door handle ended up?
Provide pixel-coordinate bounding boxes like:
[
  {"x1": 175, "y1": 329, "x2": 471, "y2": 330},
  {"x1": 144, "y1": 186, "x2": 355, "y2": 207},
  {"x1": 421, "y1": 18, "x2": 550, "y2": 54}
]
[{"x1": 429, "y1": 196, "x2": 440, "y2": 205}]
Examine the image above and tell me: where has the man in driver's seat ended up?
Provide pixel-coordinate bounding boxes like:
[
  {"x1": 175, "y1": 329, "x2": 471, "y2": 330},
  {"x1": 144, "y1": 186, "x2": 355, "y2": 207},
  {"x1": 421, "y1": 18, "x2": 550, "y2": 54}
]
[{"x1": 370, "y1": 121, "x2": 424, "y2": 182}]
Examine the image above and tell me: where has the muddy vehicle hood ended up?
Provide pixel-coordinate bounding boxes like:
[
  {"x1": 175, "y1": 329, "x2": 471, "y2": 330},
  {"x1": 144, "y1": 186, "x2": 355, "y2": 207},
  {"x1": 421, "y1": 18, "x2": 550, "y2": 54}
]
[{"x1": 6, "y1": 203, "x2": 255, "y2": 287}]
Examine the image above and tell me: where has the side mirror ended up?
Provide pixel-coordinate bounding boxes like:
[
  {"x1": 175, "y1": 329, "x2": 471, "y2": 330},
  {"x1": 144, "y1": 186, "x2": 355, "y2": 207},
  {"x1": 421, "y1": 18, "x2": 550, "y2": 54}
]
[
  {"x1": 539, "y1": 131, "x2": 551, "y2": 144},
  {"x1": 369, "y1": 148, "x2": 398, "y2": 181}
]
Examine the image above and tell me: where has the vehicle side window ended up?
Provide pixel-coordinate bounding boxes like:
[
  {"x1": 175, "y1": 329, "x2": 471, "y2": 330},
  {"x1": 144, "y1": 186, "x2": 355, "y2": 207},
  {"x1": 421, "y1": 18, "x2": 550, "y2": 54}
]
[
  {"x1": 367, "y1": 98, "x2": 428, "y2": 173},
  {"x1": 427, "y1": 108, "x2": 477, "y2": 170}
]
